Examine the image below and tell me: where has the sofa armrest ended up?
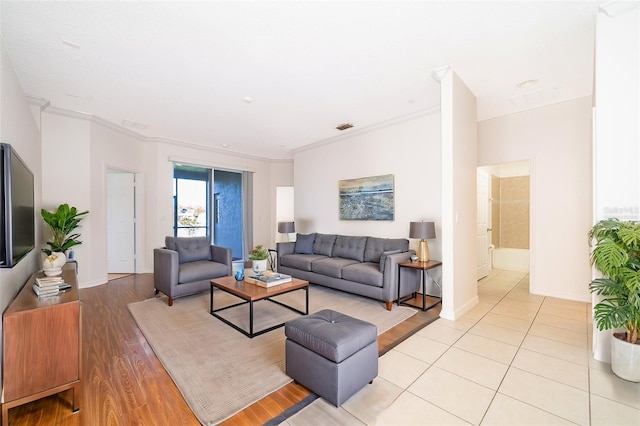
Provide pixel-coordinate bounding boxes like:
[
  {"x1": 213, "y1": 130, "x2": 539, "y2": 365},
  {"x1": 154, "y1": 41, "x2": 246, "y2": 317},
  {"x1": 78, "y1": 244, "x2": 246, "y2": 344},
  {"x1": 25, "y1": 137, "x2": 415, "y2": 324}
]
[
  {"x1": 276, "y1": 242, "x2": 295, "y2": 270},
  {"x1": 381, "y1": 251, "x2": 419, "y2": 302},
  {"x1": 210, "y1": 245, "x2": 233, "y2": 275},
  {"x1": 154, "y1": 248, "x2": 179, "y2": 295},
  {"x1": 277, "y1": 242, "x2": 295, "y2": 256}
]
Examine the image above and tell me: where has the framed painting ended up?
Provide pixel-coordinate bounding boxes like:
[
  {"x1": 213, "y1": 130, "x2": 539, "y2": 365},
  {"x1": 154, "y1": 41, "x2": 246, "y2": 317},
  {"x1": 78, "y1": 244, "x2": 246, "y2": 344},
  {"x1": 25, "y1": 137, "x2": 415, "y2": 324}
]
[{"x1": 339, "y1": 174, "x2": 394, "y2": 220}]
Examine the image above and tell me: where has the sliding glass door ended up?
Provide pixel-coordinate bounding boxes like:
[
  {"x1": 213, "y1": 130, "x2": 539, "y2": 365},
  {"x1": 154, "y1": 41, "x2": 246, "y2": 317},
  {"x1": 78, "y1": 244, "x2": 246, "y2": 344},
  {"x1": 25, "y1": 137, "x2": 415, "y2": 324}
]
[
  {"x1": 213, "y1": 170, "x2": 243, "y2": 260},
  {"x1": 173, "y1": 164, "x2": 245, "y2": 260}
]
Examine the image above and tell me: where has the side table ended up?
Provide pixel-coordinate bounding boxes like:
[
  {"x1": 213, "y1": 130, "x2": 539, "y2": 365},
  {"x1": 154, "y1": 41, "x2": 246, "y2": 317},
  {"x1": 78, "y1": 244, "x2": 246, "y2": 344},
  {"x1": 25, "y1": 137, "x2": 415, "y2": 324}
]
[
  {"x1": 267, "y1": 249, "x2": 278, "y2": 271},
  {"x1": 397, "y1": 260, "x2": 442, "y2": 311}
]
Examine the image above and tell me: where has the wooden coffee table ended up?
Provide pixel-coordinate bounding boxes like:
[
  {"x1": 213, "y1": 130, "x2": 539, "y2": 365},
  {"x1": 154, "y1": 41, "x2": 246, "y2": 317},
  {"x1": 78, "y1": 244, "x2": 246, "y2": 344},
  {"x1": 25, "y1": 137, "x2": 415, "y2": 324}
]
[{"x1": 210, "y1": 275, "x2": 309, "y2": 338}]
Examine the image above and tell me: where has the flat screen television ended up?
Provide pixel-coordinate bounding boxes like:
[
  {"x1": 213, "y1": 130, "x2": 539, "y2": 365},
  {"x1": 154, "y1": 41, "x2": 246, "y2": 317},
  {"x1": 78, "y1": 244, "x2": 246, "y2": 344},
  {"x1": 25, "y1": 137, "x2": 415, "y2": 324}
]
[{"x1": 0, "y1": 143, "x2": 35, "y2": 268}]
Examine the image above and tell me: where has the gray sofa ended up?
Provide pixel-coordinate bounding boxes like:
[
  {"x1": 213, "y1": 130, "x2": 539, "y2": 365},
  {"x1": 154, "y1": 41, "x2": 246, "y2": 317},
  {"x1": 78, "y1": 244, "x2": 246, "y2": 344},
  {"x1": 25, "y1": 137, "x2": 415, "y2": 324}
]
[
  {"x1": 277, "y1": 233, "x2": 419, "y2": 310},
  {"x1": 154, "y1": 236, "x2": 233, "y2": 306}
]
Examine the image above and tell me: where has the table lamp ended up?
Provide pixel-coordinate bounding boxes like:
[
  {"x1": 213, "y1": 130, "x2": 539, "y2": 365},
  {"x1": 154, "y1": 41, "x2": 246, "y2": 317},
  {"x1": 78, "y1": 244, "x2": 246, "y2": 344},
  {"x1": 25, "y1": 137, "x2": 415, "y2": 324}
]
[
  {"x1": 278, "y1": 221, "x2": 295, "y2": 241},
  {"x1": 409, "y1": 221, "x2": 436, "y2": 262}
]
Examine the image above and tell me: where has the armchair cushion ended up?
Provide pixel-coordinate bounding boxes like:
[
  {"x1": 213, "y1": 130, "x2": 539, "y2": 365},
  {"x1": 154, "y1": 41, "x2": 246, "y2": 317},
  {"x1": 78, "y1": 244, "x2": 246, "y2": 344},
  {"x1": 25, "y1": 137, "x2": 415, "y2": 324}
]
[{"x1": 179, "y1": 260, "x2": 229, "y2": 283}]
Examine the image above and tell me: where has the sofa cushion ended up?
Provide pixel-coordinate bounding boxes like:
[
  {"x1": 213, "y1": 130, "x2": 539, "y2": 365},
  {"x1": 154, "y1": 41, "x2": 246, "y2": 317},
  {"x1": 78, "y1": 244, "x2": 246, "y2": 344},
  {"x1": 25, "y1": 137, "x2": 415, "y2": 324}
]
[
  {"x1": 342, "y1": 263, "x2": 383, "y2": 287},
  {"x1": 281, "y1": 254, "x2": 328, "y2": 271},
  {"x1": 312, "y1": 258, "x2": 359, "y2": 279},
  {"x1": 167, "y1": 236, "x2": 211, "y2": 263},
  {"x1": 379, "y1": 249, "x2": 402, "y2": 272},
  {"x1": 364, "y1": 237, "x2": 386, "y2": 262},
  {"x1": 332, "y1": 235, "x2": 367, "y2": 262},
  {"x1": 178, "y1": 260, "x2": 227, "y2": 283},
  {"x1": 313, "y1": 234, "x2": 337, "y2": 257},
  {"x1": 294, "y1": 233, "x2": 316, "y2": 254}
]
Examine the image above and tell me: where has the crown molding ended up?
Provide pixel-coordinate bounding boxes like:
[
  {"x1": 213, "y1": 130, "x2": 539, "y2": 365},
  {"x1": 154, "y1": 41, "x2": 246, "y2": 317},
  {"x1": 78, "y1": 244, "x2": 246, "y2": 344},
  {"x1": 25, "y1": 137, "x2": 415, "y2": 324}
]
[
  {"x1": 43, "y1": 104, "x2": 95, "y2": 121},
  {"x1": 146, "y1": 135, "x2": 278, "y2": 162},
  {"x1": 25, "y1": 94, "x2": 50, "y2": 110},
  {"x1": 32, "y1": 102, "x2": 293, "y2": 163}
]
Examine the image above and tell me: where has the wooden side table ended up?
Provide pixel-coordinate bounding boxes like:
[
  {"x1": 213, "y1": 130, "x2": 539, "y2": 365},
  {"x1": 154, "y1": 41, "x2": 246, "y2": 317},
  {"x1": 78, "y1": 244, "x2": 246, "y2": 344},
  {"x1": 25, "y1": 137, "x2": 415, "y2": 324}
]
[{"x1": 397, "y1": 260, "x2": 442, "y2": 311}]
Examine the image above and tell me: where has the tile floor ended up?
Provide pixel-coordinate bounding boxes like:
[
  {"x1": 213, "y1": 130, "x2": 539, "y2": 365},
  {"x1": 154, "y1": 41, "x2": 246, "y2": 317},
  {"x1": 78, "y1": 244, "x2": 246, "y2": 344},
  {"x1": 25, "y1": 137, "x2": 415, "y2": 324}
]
[{"x1": 282, "y1": 269, "x2": 640, "y2": 425}]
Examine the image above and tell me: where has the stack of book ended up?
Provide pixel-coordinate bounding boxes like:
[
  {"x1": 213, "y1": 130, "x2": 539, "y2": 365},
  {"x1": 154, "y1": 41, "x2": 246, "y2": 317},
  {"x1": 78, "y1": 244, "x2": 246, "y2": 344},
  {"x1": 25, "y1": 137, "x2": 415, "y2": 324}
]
[
  {"x1": 245, "y1": 271, "x2": 292, "y2": 288},
  {"x1": 32, "y1": 276, "x2": 71, "y2": 298}
]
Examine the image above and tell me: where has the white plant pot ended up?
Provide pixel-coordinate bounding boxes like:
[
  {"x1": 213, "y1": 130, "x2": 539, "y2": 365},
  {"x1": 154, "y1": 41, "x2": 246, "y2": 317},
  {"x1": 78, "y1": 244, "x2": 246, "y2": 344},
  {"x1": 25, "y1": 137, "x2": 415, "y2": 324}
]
[
  {"x1": 251, "y1": 259, "x2": 267, "y2": 275},
  {"x1": 43, "y1": 252, "x2": 67, "y2": 276},
  {"x1": 611, "y1": 332, "x2": 640, "y2": 382}
]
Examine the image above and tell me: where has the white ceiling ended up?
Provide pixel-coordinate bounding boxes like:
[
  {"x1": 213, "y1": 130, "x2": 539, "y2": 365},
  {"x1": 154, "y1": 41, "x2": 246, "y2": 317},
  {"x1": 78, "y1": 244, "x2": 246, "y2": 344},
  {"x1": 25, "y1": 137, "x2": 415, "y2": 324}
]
[{"x1": 1, "y1": 1, "x2": 601, "y2": 159}]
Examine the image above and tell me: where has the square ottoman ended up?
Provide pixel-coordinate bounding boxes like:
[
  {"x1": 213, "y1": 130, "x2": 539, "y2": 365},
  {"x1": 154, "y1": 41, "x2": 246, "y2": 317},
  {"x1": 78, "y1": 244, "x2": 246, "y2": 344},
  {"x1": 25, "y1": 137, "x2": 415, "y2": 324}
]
[{"x1": 285, "y1": 309, "x2": 378, "y2": 406}]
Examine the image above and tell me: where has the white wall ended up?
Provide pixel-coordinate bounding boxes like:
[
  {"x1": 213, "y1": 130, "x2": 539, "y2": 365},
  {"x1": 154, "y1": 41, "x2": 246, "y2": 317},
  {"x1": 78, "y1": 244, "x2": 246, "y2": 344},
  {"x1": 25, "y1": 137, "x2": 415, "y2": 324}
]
[
  {"x1": 592, "y1": 5, "x2": 639, "y2": 363},
  {"x1": 0, "y1": 37, "x2": 42, "y2": 304},
  {"x1": 276, "y1": 186, "x2": 294, "y2": 242},
  {"x1": 0, "y1": 37, "x2": 42, "y2": 380},
  {"x1": 594, "y1": 5, "x2": 639, "y2": 220},
  {"x1": 40, "y1": 111, "x2": 92, "y2": 281},
  {"x1": 439, "y1": 69, "x2": 479, "y2": 320},
  {"x1": 478, "y1": 96, "x2": 593, "y2": 302},
  {"x1": 272, "y1": 161, "x2": 294, "y2": 242},
  {"x1": 293, "y1": 110, "x2": 442, "y2": 259}
]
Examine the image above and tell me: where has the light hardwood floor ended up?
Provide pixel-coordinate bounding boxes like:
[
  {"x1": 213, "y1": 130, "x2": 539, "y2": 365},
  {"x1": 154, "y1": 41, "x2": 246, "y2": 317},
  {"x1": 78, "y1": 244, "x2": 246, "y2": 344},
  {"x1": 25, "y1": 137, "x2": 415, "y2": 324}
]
[{"x1": 4, "y1": 274, "x2": 440, "y2": 425}]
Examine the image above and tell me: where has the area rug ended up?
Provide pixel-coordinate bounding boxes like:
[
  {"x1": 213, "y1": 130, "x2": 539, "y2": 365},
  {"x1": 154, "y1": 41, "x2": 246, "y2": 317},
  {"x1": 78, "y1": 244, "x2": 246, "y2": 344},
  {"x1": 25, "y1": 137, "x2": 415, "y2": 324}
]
[{"x1": 128, "y1": 285, "x2": 416, "y2": 425}]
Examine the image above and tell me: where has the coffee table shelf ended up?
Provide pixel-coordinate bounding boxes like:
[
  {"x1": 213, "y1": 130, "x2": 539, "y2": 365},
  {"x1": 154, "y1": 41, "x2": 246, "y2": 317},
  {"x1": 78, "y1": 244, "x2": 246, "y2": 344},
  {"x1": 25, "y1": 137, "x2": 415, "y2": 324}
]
[{"x1": 210, "y1": 276, "x2": 309, "y2": 338}]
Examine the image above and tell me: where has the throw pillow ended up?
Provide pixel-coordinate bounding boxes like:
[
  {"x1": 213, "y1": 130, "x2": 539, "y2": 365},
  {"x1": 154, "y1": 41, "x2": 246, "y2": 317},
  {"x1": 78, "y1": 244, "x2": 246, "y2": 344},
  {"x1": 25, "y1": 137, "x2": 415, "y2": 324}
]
[
  {"x1": 294, "y1": 233, "x2": 316, "y2": 254},
  {"x1": 379, "y1": 249, "x2": 402, "y2": 273}
]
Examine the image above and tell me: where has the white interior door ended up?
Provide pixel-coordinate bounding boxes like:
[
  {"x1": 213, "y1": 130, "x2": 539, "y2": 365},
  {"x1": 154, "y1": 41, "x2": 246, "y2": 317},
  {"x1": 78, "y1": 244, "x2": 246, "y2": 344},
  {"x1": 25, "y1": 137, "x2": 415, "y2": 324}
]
[
  {"x1": 477, "y1": 171, "x2": 490, "y2": 279},
  {"x1": 107, "y1": 170, "x2": 135, "y2": 273}
]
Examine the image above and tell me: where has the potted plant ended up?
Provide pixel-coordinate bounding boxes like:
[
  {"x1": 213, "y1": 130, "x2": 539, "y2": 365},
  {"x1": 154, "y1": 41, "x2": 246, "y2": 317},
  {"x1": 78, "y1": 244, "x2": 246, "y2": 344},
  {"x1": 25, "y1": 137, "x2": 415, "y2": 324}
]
[
  {"x1": 249, "y1": 244, "x2": 269, "y2": 275},
  {"x1": 589, "y1": 218, "x2": 640, "y2": 382},
  {"x1": 41, "y1": 203, "x2": 89, "y2": 256}
]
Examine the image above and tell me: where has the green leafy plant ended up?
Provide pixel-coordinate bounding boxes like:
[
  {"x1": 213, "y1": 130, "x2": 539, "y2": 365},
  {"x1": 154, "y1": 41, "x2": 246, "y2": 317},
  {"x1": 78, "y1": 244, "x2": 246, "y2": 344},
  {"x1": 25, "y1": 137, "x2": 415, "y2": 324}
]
[
  {"x1": 589, "y1": 218, "x2": 640, "y2": 344},
  {"x1": 41, "y1": 204, "x2": 89, "y2": 255},
  {"x1": 248, "y1": 244, "x2": 269, "y2": 261}
]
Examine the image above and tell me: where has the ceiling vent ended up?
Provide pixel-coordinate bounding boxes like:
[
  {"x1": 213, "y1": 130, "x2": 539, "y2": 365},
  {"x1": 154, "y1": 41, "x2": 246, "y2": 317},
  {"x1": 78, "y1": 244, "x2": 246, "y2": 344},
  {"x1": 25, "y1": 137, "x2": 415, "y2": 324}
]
[
  {"x1": 336, "y1": 123, "x2": 353, "y2": 131},
  {"x1": 122, "y1": 119, "x2": 148, "y2": 130}
]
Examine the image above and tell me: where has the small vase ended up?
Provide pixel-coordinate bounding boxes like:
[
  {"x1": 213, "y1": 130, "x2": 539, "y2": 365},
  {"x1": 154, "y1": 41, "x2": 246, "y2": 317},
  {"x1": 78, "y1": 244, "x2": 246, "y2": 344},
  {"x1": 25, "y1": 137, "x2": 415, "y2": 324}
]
[
  {"x1": 252, "y1": 259, "x2": 267, "y2": 276},
  {"x1": 43, "y1": 252, "x2": 67, "y2": 276}
]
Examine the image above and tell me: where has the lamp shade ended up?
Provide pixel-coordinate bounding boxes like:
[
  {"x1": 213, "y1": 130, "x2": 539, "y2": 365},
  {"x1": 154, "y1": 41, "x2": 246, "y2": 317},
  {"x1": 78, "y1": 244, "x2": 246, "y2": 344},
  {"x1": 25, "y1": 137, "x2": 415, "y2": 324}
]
[
  {"x1": 278, "y1": 221, "x2": 295, "y2": 234},
  {"x1": 409, "y1": 221, "x2": 436, "y2": 240}
]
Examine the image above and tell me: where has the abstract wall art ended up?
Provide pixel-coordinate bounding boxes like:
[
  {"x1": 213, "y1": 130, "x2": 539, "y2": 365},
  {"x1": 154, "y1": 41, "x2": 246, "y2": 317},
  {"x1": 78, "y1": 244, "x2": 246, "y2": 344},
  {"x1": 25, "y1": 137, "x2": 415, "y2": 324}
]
[{"x1": 339, "y1": 174, "x2": 394, "y2": 220}]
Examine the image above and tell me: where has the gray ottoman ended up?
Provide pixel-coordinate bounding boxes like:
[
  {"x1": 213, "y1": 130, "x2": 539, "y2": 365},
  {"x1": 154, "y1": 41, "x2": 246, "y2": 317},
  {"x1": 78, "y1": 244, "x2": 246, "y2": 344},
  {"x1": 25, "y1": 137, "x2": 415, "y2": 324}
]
[{"x1": 285, "y1": 309, "x2": 378, "y2": 406}]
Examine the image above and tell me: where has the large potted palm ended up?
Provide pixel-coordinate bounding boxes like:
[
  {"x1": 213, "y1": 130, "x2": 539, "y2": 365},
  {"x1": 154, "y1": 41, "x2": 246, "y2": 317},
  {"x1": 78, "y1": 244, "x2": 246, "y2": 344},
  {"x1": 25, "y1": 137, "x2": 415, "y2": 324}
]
[{"x1": 589, "y1": 218, "x2": 640, "y2": 382}]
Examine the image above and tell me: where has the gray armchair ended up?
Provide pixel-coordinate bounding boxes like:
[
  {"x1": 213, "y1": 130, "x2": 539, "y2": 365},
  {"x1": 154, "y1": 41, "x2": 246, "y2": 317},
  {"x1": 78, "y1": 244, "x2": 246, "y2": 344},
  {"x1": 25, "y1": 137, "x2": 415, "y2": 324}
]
[{"x1": 154, "y1": 236, "x2": 232, "y2": 306}]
